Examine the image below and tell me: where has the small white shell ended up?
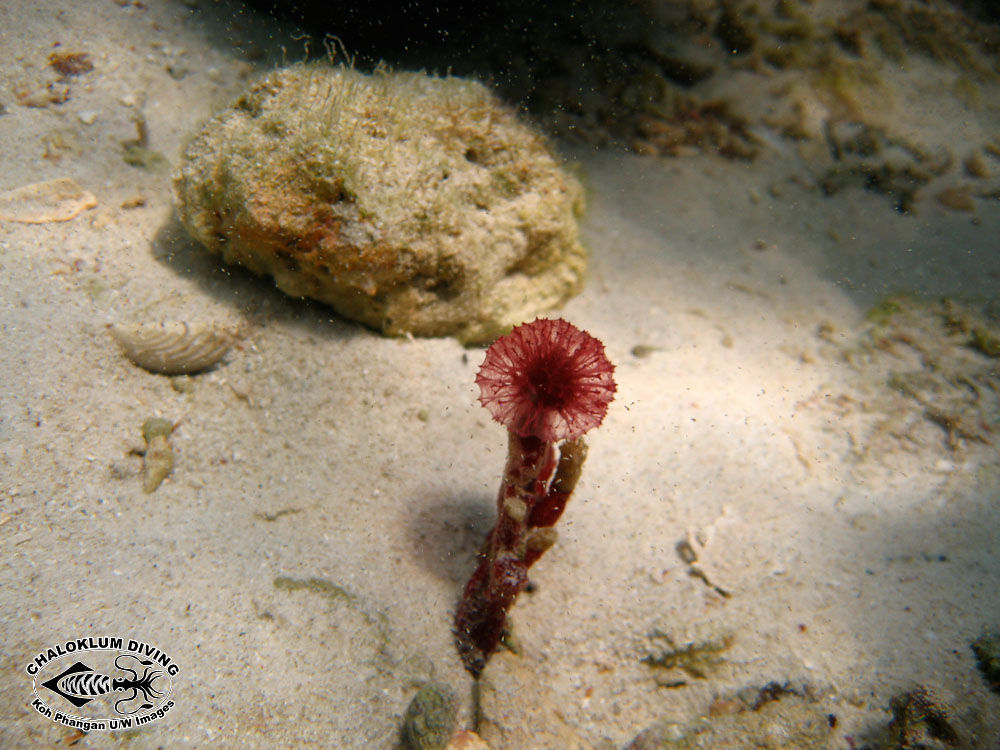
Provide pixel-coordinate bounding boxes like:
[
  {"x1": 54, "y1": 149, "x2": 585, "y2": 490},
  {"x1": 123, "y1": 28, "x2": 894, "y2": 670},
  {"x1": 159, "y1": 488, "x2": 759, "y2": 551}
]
[{"x1": 111, "y1": 321, "x2": 237, "y2": 375}]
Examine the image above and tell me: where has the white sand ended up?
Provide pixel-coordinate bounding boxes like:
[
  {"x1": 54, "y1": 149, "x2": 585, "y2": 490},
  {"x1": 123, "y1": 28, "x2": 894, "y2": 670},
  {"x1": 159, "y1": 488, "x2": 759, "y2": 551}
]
[{"x1": 1, "y1": 1, "x2": 998, "y2": 748}]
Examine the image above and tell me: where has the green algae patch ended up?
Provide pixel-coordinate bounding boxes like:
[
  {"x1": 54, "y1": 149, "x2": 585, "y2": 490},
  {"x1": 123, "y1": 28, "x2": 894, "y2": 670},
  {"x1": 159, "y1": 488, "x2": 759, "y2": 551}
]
[
  {"x1": 817, "y1": 295, "x2": 1000, "y2": 454},
  {"x1": 273, "y1": 575, "x2": 356, "y2": 604},
  {"x1": 642, "y1": 629, "x2": 734, "y2": 686},
  {"x1": 972, "y1": 629, "x2": 1000, "y2": 693},
  {"x1": 272, "y1": 575, "x2": 391, "y2": 652}
]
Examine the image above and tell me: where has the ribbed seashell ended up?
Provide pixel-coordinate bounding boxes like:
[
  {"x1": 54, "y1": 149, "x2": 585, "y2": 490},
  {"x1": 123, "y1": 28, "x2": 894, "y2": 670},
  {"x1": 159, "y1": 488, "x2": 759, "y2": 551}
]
[{"x1": 111, "y1": 321, "x2": 237, "y2": 375}]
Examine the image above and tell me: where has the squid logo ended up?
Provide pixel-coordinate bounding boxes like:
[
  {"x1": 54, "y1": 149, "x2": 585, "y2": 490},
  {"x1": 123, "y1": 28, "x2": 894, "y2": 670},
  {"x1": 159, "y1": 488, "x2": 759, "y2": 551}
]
[
  {"x1": 41, "y1": 655, "x2": 165, "y2": 714},
  {"x1": 27, "y1": 637, "x2": 178, "y2": 731}
]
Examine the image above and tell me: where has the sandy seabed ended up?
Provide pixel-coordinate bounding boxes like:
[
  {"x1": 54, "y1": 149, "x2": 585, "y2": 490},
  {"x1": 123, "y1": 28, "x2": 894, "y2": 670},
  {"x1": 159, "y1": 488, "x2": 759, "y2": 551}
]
[{"x1": 1, "y1": 1, "x2": 999, "y2": 748}]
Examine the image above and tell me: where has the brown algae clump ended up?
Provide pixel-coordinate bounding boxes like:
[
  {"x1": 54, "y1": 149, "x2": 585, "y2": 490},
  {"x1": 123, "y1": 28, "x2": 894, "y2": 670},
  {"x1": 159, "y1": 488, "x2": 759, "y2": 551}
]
[{"x1": 174, "y1": 64, "x2": 586, "y2": 344}]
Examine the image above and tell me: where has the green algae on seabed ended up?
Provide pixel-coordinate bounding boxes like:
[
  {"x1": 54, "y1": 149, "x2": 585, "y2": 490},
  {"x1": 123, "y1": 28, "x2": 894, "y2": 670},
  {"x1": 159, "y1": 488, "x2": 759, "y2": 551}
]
[
  {"x1": 845, "y1": 295, "x2": 1000, "y2": 450},
  {"x1": 970, "y1": 327, "x2": 1000, "y2": 357},
  {"x1": 122, "y1": 111, "x2": 168, "y2": 172},
  {"x1": 641, "y1": 630, "x2": 734, "y2": 686},
  {"x1": 122, "y1": 143, "x2": 168, "y2": 171},
  {"x1": 971, "y1": 629, "x2": 1000, "y2": 693},
  {"x1": 272, "y1": 575, "x2": 392, "y2": 652},
  {"x1": 273, "y1": 575, "x2": 355, "y2": 604},
  {"x1": 254, "y1": 508, "x2": 301, "y2": 522},
  {"x1": 865, "y1": 295, "x2": 906, "y2": 326}
]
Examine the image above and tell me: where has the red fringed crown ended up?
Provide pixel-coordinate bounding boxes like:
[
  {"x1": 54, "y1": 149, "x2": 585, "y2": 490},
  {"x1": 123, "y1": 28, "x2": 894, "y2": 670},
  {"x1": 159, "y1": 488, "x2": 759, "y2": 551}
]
[{"x1": 475, "y1": 318, "x2": 617, "y2": 442}]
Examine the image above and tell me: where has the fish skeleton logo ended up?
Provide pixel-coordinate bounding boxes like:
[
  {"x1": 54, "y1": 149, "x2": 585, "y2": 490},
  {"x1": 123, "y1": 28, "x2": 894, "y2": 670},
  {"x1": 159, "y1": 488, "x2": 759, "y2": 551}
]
[{"x1": 27, "y1": 637, "x2": 179, "y2": 732}]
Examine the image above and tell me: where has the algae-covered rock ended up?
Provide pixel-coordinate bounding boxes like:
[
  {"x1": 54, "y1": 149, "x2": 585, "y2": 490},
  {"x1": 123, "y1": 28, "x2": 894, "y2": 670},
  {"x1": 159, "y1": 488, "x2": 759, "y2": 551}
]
[
  {"x1": 401, "y1": 682, "x2": 458, "y2": 750},
  {"x1": 174, "y1": 64, "x2": 586, "y2": 344}
]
